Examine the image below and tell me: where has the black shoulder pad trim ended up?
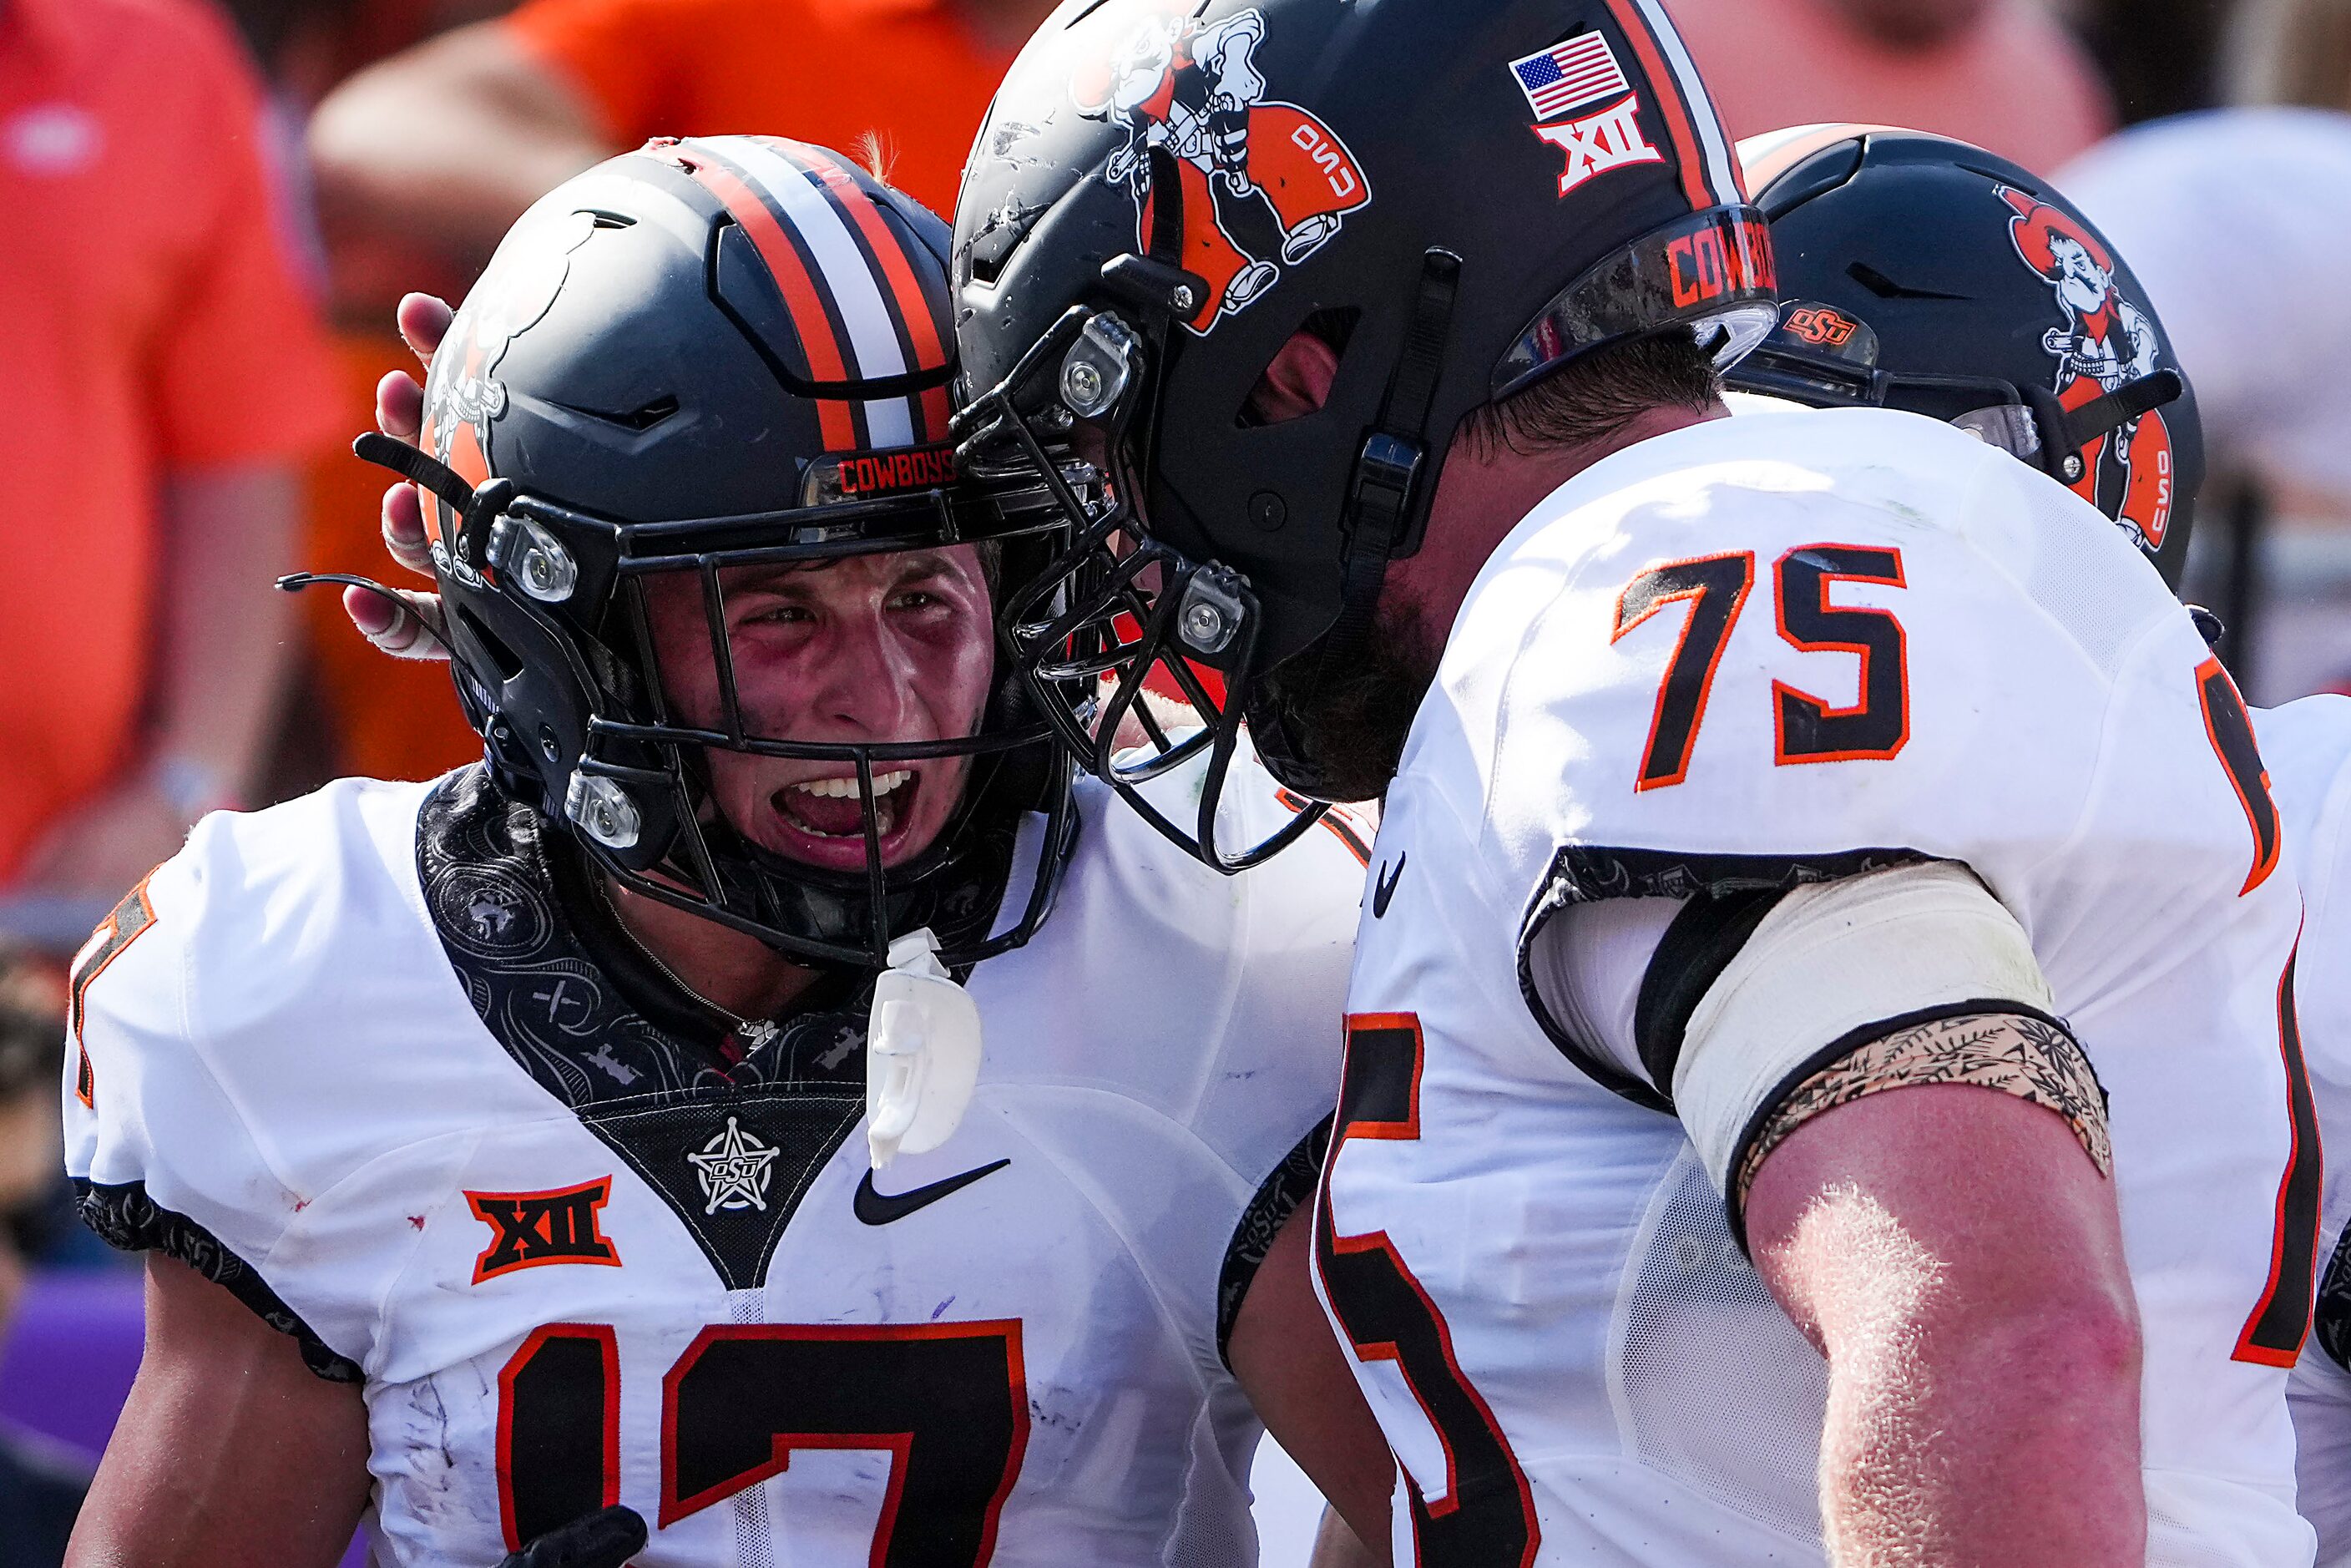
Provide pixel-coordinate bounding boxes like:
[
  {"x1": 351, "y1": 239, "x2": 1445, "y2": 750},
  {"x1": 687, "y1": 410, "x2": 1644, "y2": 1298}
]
[
  {"x1": 2317, "y1": 1224, "x2": 2351, "y2": 1375},
  {"x1": 1720, "y1": 999, "x2": 2076, "y2": 1253},
  {"x1": 1515, "y1": 845, "x2": 1929, "y2": 1113},
  {"x1": 1632, "y1": 888, "x2": 1791, "y2": 1096},
  {"x1": 1531, "y1": 844, "x2": 1930, "y2": 908},
  {"x1": 1216, "y1": 1115, "x2": 1332, "y2": 1369},
  {"x1": 73, "y1": 1178, "x2": 363, "y2": 1384}
]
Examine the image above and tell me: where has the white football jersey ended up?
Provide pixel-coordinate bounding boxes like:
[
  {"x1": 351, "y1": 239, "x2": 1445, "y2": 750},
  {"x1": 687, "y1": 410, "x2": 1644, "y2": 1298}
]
[
  {"x1": 1315, "y1": 407, "x2": 2316, "y2": 1566},
  {"x1": 63, "y1": 755, "x2": 1371, "y2": 1568},
  {"x1": 2254, "y1": 695, "x2": 2351, "y2": 1562}
]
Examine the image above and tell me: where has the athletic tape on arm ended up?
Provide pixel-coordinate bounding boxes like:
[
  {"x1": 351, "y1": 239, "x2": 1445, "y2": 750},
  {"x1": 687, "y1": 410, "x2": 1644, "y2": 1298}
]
[{"x1": 1672, "y1": 861, "x2": 2060, "y2": 1196}]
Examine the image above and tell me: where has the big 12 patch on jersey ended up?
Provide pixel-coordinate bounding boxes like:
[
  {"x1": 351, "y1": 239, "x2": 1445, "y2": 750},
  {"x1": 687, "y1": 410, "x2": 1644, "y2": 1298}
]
[{"x1": 467, "y1": 1178, "x2": 622, "y2": 1282}]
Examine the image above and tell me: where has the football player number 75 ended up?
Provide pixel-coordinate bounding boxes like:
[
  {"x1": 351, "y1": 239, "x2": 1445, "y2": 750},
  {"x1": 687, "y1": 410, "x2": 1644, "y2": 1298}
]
[
  {"x1": 1616, "y1": 562, "x2": 2323, "y2": 1365},
  {"x1": 498, "y1": 1320, "x2": 1028, "y2": 1564},
  {"x1": 1613, "y1": 544, "x2": 1909, "y2": 790}
]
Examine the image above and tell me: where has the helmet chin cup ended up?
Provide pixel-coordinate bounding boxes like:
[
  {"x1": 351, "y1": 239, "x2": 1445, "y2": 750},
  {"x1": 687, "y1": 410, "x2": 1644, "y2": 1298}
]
[{"x1": 865, "y1": 928, "x2": 984, "y2": 1167}]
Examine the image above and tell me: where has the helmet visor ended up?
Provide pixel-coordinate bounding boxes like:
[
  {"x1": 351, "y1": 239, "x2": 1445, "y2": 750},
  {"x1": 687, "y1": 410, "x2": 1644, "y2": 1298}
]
[{"x1": 1495, "y1": 206, "x2": 1782, "y2": 402}]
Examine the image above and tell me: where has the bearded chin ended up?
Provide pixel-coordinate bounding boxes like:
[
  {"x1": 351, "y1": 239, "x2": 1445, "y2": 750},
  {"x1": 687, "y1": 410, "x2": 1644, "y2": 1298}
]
[{"x1": 1246, "y1": 607, "x2": 1439, "y2": 805}]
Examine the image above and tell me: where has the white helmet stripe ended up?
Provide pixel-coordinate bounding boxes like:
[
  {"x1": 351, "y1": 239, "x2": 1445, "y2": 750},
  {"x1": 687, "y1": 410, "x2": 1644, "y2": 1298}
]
[
  {"x1": 718, "y1": 137, "x2": 917, "y2": 447},
  {"x1": 860, "y1": 397, "x2": 916, "y2": 448},
  {"x1": 1629, "y1": 0, "x2": 1744, "y2": 205}
]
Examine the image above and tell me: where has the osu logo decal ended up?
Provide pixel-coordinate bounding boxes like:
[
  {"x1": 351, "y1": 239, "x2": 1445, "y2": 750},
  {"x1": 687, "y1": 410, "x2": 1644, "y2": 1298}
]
[
  {"x1": 1783, "y1": 305, "x2": 1858, "y2": 348},
  {"x1": 468, "y1": 1178, "x2": 623, "y2": 1282},
  {"x1": 1999, "y1": 185, "x2": 2177, "y2": 554},
  {"x1": 1073, "y1": 4, "x2": 1370, "y2": 335},
  {"x1": 1510, "y1": 33, "x2": 1664, "y2": 199}
]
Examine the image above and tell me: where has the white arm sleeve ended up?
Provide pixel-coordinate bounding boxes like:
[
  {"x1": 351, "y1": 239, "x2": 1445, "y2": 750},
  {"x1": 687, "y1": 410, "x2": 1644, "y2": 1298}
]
[{"x1": 1528, "y1": 862, "x2": 2059, "y2": 1196}]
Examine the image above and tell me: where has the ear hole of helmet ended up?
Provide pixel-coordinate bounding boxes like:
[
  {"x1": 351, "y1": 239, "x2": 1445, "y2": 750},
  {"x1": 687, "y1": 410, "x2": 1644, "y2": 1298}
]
[
  {"x1": 1235, "y1": 307, "x2": 1362, "y2": 429},
  {"x1": 455, "y1": 604, "x2": 525, "y2": 683}
]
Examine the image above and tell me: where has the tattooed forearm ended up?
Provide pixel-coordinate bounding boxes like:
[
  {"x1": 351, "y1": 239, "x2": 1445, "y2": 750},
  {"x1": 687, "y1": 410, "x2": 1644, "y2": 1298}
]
[{"x1": 1737, "y1": 1011, "x2": 2111, "y2": 1208}]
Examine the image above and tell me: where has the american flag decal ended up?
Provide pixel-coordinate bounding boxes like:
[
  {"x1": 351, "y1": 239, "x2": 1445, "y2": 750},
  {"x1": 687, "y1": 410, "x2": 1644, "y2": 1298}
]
[{"x1": 1509, "y1": 33, "x2": 1634, "y2": 121}]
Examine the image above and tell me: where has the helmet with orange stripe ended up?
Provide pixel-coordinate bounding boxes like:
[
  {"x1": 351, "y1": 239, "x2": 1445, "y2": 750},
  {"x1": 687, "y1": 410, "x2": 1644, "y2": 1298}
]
[
  {"x1": 360, "y1": 139, "x2": 1084, "y2": 970},
  {"x1": 1728, "y1": 125, "x2": 2202, "y2": 589},
  {"x1": 949, "y1": 0, "x2": 1777, "y2": 865}
]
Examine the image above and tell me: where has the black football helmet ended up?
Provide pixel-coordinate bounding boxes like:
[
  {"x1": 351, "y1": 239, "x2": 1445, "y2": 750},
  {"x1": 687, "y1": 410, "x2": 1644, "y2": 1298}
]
[
  {"x1": 1730, "y1": 125, "x2": 2203, "y2": 588},
  {"x1": 352, "y1": 139, "x2": 1083, "y2": 969},
  {"x1": 950, "y1": 0, "x2": 1777, "y2": 859}
]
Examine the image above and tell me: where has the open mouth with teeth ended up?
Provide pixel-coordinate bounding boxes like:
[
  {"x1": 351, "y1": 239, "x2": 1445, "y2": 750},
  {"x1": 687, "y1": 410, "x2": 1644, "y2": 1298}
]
[{"x1": 769, "y1": 766, "x2": 922, "y2": 868}]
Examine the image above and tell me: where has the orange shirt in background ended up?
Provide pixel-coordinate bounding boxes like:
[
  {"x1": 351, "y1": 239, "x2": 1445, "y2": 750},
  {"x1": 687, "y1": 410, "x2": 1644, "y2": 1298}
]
[
  {"x1": 505, "y1": 0, "x2": 1019, "y2": 216},
  {"x1": 1663, "y1": 0, "x2": 2114, "y2": 176},
  {"x1": 0, "y1": 0, "x2": 343, "y2": 881}
]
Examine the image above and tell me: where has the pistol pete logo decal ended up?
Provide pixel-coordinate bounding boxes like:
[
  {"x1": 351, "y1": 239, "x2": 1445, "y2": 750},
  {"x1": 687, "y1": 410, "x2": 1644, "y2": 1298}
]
[
  {"x1": 1072, "y1": 3, "x2": 1370, "y2": 335},
  {"x1": 1999, "y1": 185, "x2": 2177, "y2": 555}
]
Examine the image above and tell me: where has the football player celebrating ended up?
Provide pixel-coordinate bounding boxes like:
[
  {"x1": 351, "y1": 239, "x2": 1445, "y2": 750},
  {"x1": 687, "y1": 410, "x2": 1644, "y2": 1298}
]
[
  {"x1": 950, "y1": 4, "x2": 2317, "y2": 1564},
  {"x1": 61, "y1": 139, "x2": 1394, "y2": 1567}
]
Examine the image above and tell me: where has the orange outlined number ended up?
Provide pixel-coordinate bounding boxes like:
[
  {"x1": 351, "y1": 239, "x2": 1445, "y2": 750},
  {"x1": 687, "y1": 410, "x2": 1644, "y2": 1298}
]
[
  {"x1": 2235, "y1": 942, "x2": 2323, "y2": 1366},
  {"x1": 1774, "y1": 544, "x2": 1910, "y2": 765},
  {"x1": 1614, "y1": 544, "x2": 1910, "y2": 788},
  {"x1": 1316, "y1": 1014, "x2": 1539, "y2": 1566},
  {"x1": 67, "y1": 877, "x2": 159, "y2": 1110},
  {"x1": 496, "y1": 1324, "x2": 620, "y2": 1552},
  {"x1": 1613, "y1": 552, "x2": 1756, "y2": 791},
  {"x1": 2196, "y1": 657, "x2": 2283, "y2": 895},
  {"x1": 660, "y1": 1321, "x2": 1028, "y2": 1545},
  {"x1": 498, "y1": 1318, "x2": 1029, "y2": 1561}
]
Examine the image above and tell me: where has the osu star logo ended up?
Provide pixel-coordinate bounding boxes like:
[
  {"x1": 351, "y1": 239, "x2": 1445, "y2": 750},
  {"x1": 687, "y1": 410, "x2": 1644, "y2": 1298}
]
[
  {"x1": 689, "y1": 1117, "x2": 779, "y2": 1215},
  {"x1": 467, "y1": 1178, "x2": 623, "y2": 1283}
]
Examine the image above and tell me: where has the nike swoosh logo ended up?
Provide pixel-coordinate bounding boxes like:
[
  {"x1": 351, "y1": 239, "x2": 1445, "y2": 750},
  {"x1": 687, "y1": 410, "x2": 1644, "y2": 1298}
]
[
  {"x1": 1373, "y1": 852, "x2": 1408, "y2": 918},
  {"x1": 853, "y1": 1159, "x2": 1010, "y2": 1227}
]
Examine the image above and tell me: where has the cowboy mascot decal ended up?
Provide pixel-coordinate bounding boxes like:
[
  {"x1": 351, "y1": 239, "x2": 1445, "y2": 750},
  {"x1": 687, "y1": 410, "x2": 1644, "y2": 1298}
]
[
  {"x1": 2000, "y1": 185, "x2": 2178, "y2": 553},
  {"x1": 1074, "y1": 6, "x2": 1371, "y2": 334}
]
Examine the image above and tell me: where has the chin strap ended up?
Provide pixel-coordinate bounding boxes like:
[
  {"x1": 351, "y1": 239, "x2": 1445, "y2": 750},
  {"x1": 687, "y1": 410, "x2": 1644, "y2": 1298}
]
[
  {"x1": 2030, "y1": 368, "x2": 2185, "y2": 483},
  {"x1": 1313, "y1": 250, "x2": 1463, "y2": 682},
  {"x1": 355, "y1": 430, "x2": 478, "y2": 513}
]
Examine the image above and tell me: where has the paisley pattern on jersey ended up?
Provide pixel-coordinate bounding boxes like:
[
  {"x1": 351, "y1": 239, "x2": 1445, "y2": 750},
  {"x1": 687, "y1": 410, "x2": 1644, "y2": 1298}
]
[
  {"x1": 74, "y1": 1177, "x2": 363, "y2": 1382},
  {"x1": 416, "y1": 770, "x2": 878, "y2": 1289},
  {"x1": 2318, "y1": 1225, "x2": 2351, "y2": 1374},
  {"x1": 1214, "y1": 1115, "x2": 1329, "y2": 1364},
  {"x1": 417, "y1": 770, "x2": 875, "y2": 1098}
]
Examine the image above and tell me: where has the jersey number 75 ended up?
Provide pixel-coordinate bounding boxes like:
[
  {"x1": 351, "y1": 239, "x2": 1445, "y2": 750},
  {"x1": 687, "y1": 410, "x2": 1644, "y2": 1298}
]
[{"x1": 1613, "y1": 544, "x2": 1909, "y2": 790}]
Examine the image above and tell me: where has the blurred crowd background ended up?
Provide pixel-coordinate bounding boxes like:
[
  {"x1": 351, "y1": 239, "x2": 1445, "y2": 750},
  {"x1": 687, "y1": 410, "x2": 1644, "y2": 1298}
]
[{"x1": 2, "y1": 0, "x2": 2348, "y2": 1561}]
